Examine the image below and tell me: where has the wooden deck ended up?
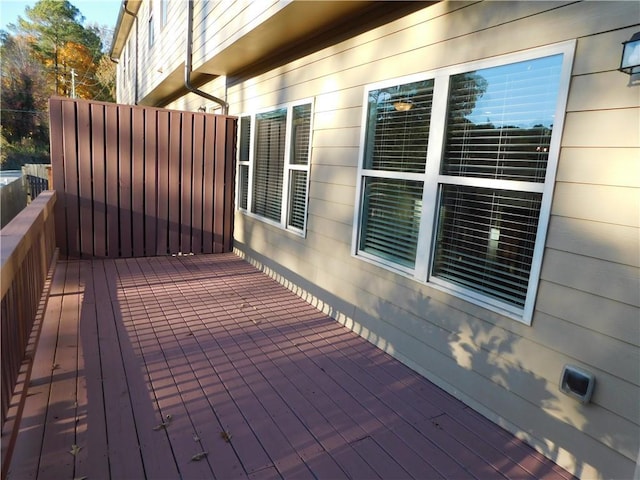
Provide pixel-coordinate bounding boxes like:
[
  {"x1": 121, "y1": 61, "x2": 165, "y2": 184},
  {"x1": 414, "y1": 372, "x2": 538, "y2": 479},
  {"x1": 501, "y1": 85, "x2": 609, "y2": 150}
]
[{"x1": 4, "y1": 253, "x2": 575, "y2": 479}]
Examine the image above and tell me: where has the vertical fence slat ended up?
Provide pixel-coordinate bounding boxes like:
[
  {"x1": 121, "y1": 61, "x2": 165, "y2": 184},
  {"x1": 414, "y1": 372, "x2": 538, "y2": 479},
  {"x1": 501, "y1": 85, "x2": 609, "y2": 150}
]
[
  {"x1": 105, "y1": 104, "x2": 120, "y2": 257},
  {"x1": 62, "y1": 100, "x2": 80, "y2": 257},
  {"x1": 119, "y1": 106, "x2": 133, "y2": 257},
  {"x1": 202, "y1": 116, "x2": 215, "y2": 254},
  {"x1": 156, "y1": 111, "x2": 170, "y2": 255},
  {"x1": 49, "y1": 99, "x2": 66, "y2": 256},
  {"x1": 224, "y1": 117, "x2": 237, "y2": 252},
  {"x1": 91, "y1": 104, "x2": 107, "y2": 257},
  {"x1": 213, "y1": 116, "x2": 226, "y2": 254},
  {"x1": 180, "y1": 114, "x2": 193, "y2": 253},
  {"x1": 145, "y1": 109, "x2": 158, "y2": 256},
  {"x1": 168, "y1": 111, "x2": 181, "y2": 254},
  {"x1": 132, "y1": 107, "x2": 145, "y2": 257},
  {"x1": 78, "y1": 101, "x2": 93, "y2": 257},
  {"x1": 191, "y1": 114, "x2": 205, "y2": 254}
]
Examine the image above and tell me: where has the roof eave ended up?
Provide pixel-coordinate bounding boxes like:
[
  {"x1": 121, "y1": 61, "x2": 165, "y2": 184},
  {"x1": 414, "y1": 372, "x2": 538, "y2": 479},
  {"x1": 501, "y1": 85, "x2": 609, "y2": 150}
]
[{"x1": 110, "y1": 0, "x2": 142, "y2": 59}]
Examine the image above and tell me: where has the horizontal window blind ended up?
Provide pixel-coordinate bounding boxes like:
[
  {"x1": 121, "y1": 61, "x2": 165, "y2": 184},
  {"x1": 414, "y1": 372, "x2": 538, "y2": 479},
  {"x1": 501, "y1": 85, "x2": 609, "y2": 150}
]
[
  {"x1": 360, "y1": 177, "x2": 423, "y2": 268},
  {"x1": 365, "y1": 79, "x2": 434, "y2": 173},
  {"x1": 238, "y1": 164, "x2": 249, "y2": 210},
  {"x1": 287, "y1": 170, "x2": 307, "y2": 230},
  {"x1": 252, "y1": 109, "x2": 286, "y2": 222},
  {"x1": 239, "y1": 116, "x2": 251, "y2": 162},
  {"x1": 291, "y1": 104, "x2": 311, "y2": 165},
  {"x1": 443, "y1": 55, "x2": 563, "y2": 182},
  {"x1": 432, "y1": 185, "x2": 541, "y2": 307}
]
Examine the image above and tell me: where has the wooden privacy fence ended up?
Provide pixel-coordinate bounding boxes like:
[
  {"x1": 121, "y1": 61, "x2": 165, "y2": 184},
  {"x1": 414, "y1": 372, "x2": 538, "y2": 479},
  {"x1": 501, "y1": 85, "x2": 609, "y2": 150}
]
[{"x1": 49, "y1": 97, "x2": 236, "y2": 258}]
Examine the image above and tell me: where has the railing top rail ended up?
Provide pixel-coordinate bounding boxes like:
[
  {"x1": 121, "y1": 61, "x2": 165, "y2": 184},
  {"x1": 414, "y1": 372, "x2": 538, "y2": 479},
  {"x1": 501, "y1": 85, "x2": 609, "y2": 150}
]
[{"x1": 0, "y1": 190, "x2": 57, "y2": 299}]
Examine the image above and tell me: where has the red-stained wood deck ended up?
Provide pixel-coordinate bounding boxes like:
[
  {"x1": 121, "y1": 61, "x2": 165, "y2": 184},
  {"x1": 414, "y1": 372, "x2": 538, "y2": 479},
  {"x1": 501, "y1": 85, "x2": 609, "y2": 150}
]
[{"x1": 5, "y1": 253, "x2": 575, "y2": 480}]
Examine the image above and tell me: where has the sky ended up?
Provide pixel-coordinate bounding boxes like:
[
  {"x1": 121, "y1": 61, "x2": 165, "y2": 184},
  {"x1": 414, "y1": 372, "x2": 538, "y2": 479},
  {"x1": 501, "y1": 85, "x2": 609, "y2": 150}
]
[{"x1": 0, "y1": 0, "x2": 121, "y2": 33}]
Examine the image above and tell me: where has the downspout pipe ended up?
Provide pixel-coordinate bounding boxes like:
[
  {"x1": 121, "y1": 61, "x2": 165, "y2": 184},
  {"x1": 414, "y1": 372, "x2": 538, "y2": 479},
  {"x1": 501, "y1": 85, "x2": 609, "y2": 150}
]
[{"x1": 186, "y1": 0, "x2": 229, "y2": 114}]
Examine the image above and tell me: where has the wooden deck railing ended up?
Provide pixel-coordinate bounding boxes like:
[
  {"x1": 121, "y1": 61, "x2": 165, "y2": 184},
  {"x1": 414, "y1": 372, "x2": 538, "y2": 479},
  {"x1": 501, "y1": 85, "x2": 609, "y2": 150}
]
[{"x1": 0, "y1": 191, "x2": 57, "y2": 427}]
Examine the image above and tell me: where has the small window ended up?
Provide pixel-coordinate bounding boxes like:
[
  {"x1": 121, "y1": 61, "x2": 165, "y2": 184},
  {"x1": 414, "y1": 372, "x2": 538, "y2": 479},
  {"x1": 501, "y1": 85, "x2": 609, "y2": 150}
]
[
  {"x1": 148, "y1": 2, "x2": 155, "y2": 48},
  {"x1": 287, "y1": 104, "x2": 312, "y2": 230},
  {"x1": 160, "y1": 0, "x2": 168, "y2": 28},
  {"x1": 354, "y1": 42, "x2": 574, "y2": 323},
  {"x1": 238, "y1": 116, "x2": 251, "y2": 210},
  {"x1": 237, "y1": 101, "x2": 313, "y2": 235}
]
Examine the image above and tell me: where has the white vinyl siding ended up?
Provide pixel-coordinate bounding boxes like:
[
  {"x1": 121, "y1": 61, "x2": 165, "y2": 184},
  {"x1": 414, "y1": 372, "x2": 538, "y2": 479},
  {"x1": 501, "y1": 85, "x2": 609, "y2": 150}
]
[
  {"x1": 237, "y1": 100, "x2": 313, "y2": 235},
  {"x1": 354, "y1": 42, "x2": 575, "y2": 323}
]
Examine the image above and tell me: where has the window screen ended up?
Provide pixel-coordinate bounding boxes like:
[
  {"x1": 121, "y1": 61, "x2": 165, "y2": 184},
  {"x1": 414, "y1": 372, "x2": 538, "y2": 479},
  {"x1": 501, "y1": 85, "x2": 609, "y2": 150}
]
[
  {"x1": 365, "y1": 79, "x2": 434, "y2": 173},
  {"x1": 288, "y1": 170, "x2": 308, "y2": 230},
  {"x1": 291, "y1": 104, "x2": 311, "y2": 165},
  {"x1": 442, "y1": 56, "x2": 562, "y2": 182},
  {"x1": 432, "y1": 185, "x2": 541, "y2": 307},
  {"x1": 360, "y1": 177, "x2": 423, "y2": 268},
  {"x1": 252, "y1": 109, "x2": 287, "y2": 222}
]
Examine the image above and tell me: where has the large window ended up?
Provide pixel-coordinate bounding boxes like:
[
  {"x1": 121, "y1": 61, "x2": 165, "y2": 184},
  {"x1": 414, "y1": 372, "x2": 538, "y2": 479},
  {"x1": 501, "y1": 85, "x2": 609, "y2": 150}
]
[
  {"x1": 354, "y1": 42, "x2": 574, "y2": 323},
  {"x1": 237, "y1": 101, "x2": 313, "y2": 234}
]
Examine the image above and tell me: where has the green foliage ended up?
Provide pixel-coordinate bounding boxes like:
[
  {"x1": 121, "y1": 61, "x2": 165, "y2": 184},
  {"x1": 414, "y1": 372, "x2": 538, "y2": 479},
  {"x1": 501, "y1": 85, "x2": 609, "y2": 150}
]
[{"x1": 0, "y1": 133, "x2": 50, "y2": 170}]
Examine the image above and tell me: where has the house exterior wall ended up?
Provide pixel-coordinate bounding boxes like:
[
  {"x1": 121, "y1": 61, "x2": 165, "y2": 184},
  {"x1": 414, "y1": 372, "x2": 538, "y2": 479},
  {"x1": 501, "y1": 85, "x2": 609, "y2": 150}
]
[
  {"x1": 115, "y1": 0, "x2": 189, "y2": 105},
  {"x1": 117, "y1": 1, "x2": 640, "y2": 478}
]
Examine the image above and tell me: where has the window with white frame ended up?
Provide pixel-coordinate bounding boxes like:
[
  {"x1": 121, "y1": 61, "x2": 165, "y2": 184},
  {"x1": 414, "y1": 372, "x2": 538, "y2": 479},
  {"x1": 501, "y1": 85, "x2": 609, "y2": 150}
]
[
  {"x1": 148, "y1": 1, "x2": 155, "y2": 48},
  {"x1": 237, "y1": 101, "x2": 313, "y2": 234},
  {"x1": 353, "y1": 42, "x2": 574, "y2": 323},
  {"x1": 160, "y1": 0, "x2": 168, "y2": 28}
]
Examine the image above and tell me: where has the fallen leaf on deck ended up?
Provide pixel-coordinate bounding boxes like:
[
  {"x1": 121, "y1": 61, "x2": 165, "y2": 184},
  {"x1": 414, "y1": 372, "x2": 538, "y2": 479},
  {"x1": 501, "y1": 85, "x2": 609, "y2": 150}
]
[
  {"x1": 191, "y1": 451, "x2": 208, "y2": 461},
  {"x1": 69, "y1": 444, "x2": 81, "y2": 456},
  {"x1": 220, "y1": 431, "x2": 232, "y2": 442},
  {"x1": 153, "y1": 414, "x2": 173, "y2": 430}
]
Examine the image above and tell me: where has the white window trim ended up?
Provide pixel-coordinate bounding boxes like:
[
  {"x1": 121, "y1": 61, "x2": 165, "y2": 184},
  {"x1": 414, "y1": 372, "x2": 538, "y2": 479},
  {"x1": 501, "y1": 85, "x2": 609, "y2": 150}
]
[
  {"x1": 352, "y1": 40, "x2": 575, "y2": 325},
  {"x1": 236, "y1": 98, "x2": 314, "y2": 237}
]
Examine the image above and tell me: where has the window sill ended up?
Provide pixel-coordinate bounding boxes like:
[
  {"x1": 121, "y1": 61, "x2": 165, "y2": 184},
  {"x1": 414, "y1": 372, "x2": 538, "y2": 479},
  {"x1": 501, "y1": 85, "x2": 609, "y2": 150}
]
[
  {"x1": 237, "y1": 209, "x2": 307, "y2": 239},
  {"x1": 352, "y1": 250, "x2": 532, "y2": 326}
]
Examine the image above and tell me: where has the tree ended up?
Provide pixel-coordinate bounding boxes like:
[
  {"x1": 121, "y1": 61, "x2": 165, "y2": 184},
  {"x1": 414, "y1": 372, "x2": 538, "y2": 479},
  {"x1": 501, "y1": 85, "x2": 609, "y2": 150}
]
[
  {"x1": 0, "y1": 32, "x2": 50, "y2": 168},
  {"x1": 1, "y1": 0, "x2": 115, "y2": 169},
  {"x1": 94, "y1": 56, "x2": 117, "y2": 102},
  {"x1": 17, "y1": 0, "x2": 102, "y2": 95}
]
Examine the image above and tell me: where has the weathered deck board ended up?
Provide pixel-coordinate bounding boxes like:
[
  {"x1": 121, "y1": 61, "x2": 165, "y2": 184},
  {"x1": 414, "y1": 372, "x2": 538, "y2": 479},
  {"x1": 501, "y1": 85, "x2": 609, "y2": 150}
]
[
  {"x1": 36, "y1": 259, "x2": 79, "y2": 479},
  {"x1": 6, "y1": 253, "x2": 577, "y2": 480},
  {"x1": 6, "y1": 261, "x2": 67, "y2": 480}
]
